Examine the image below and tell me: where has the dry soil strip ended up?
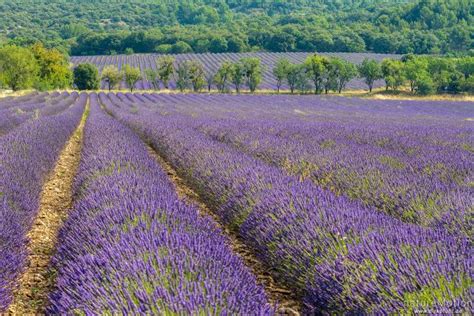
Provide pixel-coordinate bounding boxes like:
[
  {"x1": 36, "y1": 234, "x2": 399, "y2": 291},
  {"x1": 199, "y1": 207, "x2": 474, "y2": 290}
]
[
  {"x1": 146, "y1": 145, "x2": 301, "y2": 315},
  {"x1": 8, "y1": 102, "x2": 88, "y2": 315}
]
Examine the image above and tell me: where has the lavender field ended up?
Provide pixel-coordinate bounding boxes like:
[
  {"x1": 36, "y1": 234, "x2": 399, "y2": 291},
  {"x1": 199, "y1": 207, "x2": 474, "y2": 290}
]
[
  {"x1": 0, "y1": 92, "x2": 472, "y2": 314},
  {"x1": 70, "y1": 52, "x2": 400, "y2": 91}
]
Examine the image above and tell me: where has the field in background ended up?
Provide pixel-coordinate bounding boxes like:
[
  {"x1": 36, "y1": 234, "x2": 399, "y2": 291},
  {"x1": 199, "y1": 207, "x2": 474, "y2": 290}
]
[{"x1": 71, "y1": 52, "x2": 400, "y2": 91}]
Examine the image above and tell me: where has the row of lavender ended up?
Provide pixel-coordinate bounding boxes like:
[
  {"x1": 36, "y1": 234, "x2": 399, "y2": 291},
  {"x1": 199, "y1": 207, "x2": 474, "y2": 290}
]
[
  {"x1": 111, "y1": 93, "x2": 474, "y2": 237},
  {"x1": 102, "y1": 92, "x2": 472, "y2": 313},
  {"x1": 0, "y1": 92, "x2": 48, "y2": 110},
  {"x1": 70, "y1": 52, "x2": 399, "y2": 90},
  {"x1": 112, "y1": 92, "x2": 472, "y2": 120},
  {"x1": 48, "y1": 94, "x2": 272, "y2": 313},
  {"x1": 0, "y1": 93, "x2": 86, "y2": 310},
  {"x1": 0, "y1": 92, "x2": 77, "y2": 136},
  {"x1": 193, "y1": 104, "x2": 473, "y2": 239}
]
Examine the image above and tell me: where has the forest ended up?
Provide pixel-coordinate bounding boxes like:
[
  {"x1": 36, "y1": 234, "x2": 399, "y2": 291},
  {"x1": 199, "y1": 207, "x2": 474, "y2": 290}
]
[{"x1": 0, "y1": 0, "x2": 472, "y2": 56}]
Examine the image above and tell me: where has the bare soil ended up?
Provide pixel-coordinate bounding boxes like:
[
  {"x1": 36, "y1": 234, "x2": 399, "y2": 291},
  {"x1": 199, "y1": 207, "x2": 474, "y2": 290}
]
[
  {"x1": 8, "y1": 104, "x2": 88, "y2": 315},
  {"x1": 146, "y1": 145, "x2": 301, "y2": 315}
]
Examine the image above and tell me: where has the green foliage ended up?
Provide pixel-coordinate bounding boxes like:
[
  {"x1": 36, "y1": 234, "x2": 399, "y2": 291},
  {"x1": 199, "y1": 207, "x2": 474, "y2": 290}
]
[
  {"x1": 156, "y1": 56, "x2": 175, "y2": 89},
  {"x1": 416, "y1": 73, "x2": 435, "y2": 95},
  {"x1": 145, "y1": 68, "x2": 159, "y2": 90},
  {"x1": 171, "y1": 41, "x2": 193, "y2": 54},
  {"x1": 155, "y1": 44, "x2": 172, "y2": 54},
  {"x1": 31, "y1": 42, "x2": 72, "y2": 90},
  {"x1": 240, "y1": 57, "x2": 263, "y2": 92},
  {"x1": 0, "y1": 45, "x2": 38, "y2": 91},
  {"x1": 404, "y1": 56, "x2": 429, "y2": 92},
  {"x1": 176, "y1": 62, "x2": 191, "y2": 92},
  {"x1": 276, "y1": 56, "x2": 357, "y2": 94},
  {"x1": 1, "y1": 0, "x2": 471, "y2": 55},
  {"x1": 286, "y1": 63, "x2": 305, "y2": 94},
  {"x1": 214, "y1": 61, "x2": 234, "y2": 93},
  {"x1": 187, "y1": 60, "x2": 206, "y2": 92},
  {"x1": 381, "y1": 59, "x2": 406, "y2": 91},
  {"x1": 273, "y1": 58, "x2": 290, "y2": 93},
  {"x1": 73, "y1": 63, "x2": 99, "y2": 90},
  {"x1": 231, "y1": 62, "x2": 245, "y2": 93},
  {"x1": 101, "y1": 65, "x2": 123, "y2": 91},
  {"x1": 124, "y1": 48, "x2": 134, "y2": 55},
  {"x1": 123, "y1": 65, "x2": 141, "y2": 92},
  {"x1": 331, "y1": 58, "x2": 358, "y2": 93},
  {"x1": 295, "y1": 65, "x2": 311, "y2": 94},
  {"x1": 1, "y1": 41, "x2": 472, "y2": 95},
  {"x1": 322, "y1": 60, "x2": 339, "y2": 94},
  {"x1": 460, "y1": 76, "x2": 474, "y2": 93},
  {"x1": 305, "y1": 55, "x2": 329, "y2": 94},
  {"x1": 400, "y1": 55, "x2": 473, "y2": 95},
  {"x1": 358, "y1": 59, "x2": 383, "y2": 92},
  {"x1": 457, "y1": 57, "x2": 474, "y2": 79}
]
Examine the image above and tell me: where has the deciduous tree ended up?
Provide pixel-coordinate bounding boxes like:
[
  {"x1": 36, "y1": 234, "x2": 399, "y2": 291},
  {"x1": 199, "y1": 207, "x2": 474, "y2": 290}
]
[
  {"x1": 102, "y1": 65, "x2": 123, "y2": 91},
  {"x1": 241, "y1": 57, "x2": 263, "y2": 92},
  {"x1": 231, "y1": 62, "x2": 245, "y2": 93},
  {"x1": 381, "y1": 59, "x2": 406, "y2": 91},
  {"x1": 331, "y1": 57, "x2": 357, "y2": 93},
  {"x1": 188, "y1": 60, "x2": 206, "y2": 92},
  {"x1": 123, "y1": 65, "x2": 141, "y2": 92},
  {"x1": 273, "y1": 58, "x2": 290, "y2": 93},
  {"x1": 358, "y1": 58, "x2": 382, "y2": 92},
  {"x1": 176, "y1": 62, "x2": 191, "y2": 92},
  {"x1": 73, "y1": 63, "x2": 99, "y2": 90},
  {"x1": 157, "y1": 56, "x2": 175, "y2": 89},
  {"x1": 0, "y1": 45, "x2": 38, "y2": 91},
  {"x1": 305, "y1": 54, "x2": 329, "y2": 94},
  {"x1": 286, "y1": 63, "x2": 303, "y2": 94},
  {"x1": 30, "y1": 43, "x2": 72, "y2": 90},
  {"x1": 214, "y1": 61, "x2": 234, "y2": 93}
]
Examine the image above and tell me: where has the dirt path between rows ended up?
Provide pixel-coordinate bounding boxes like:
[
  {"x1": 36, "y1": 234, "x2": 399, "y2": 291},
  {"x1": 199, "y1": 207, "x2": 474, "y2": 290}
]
[
  {"x1": 146, "y1": 145, "x2": 301, "y2": 315},
  {"x1": 8, "y1": 103, "x2": 88, "y2": 315}
]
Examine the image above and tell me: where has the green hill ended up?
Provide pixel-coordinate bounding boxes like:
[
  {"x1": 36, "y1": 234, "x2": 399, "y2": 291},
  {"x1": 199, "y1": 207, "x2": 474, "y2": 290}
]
[{"x1": 0, "y1": 0, "x2": 472, "y2": 55}]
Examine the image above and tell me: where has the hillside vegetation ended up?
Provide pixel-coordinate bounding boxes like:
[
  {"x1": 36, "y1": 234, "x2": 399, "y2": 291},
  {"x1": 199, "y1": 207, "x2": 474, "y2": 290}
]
[{"x1": 0, "y1": 0, "x2": 472, "y2": 55}]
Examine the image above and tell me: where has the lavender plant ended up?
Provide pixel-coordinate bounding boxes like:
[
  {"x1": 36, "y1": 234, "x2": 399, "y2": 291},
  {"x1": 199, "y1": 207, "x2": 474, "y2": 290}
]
[
  {"x1": 0, "y1": 93, "x2": 86, "y2": 310},
  {"x1": 48, "y1": 93, "x2": 272, "y2": 314}
]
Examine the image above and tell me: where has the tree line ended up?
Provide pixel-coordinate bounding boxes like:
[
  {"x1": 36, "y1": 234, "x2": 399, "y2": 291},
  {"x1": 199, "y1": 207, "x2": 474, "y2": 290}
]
[
  {"x1": 0, "y1": 43, "x2": 472, "y2": 95},
  {"x1": 1, "y1": 0, "x2": 472, "y2": 56},
  {"x1": 71, "y1": 54, "x2": 473, "y2": 95}
]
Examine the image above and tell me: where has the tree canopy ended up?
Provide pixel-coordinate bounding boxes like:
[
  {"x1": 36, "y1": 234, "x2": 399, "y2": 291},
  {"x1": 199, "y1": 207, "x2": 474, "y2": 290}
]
[
  {"x1": 0, "y1": 0, "x2": 471, "y2": 56},
  {"x1": 73, "y1": 63, "x2": 100, "y2": 90},
  {"x1": 0, "y1": 45, "x2": 38, "y2": 91}
]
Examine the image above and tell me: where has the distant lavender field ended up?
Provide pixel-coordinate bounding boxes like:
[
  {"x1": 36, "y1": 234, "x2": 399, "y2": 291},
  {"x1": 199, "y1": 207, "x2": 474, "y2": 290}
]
[{"x1": 70, "y1": 52, "x2": 401, "y2": 91}]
